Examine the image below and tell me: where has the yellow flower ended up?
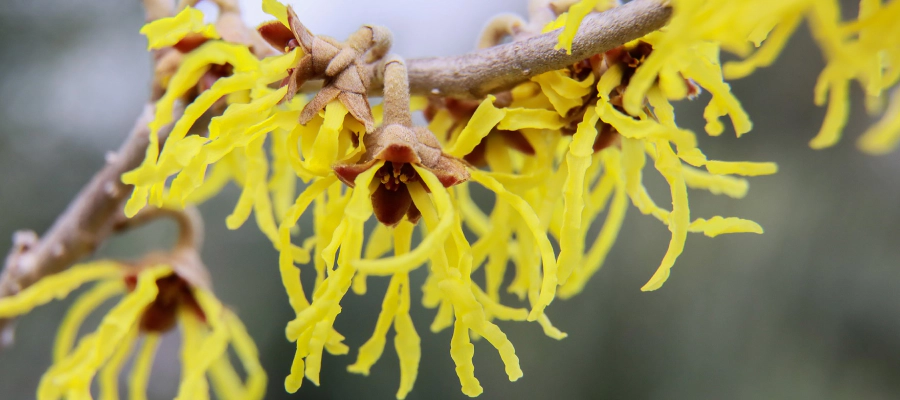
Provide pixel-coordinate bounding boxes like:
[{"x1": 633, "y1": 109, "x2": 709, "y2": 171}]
[
  {"x1": 552, "y1": 0, "x2": 622, "y2": 54},
  {"x1": 140, "y1": 6, "x2": 220, "y2": 50},
  {"x1": 11, "y1": 0, "x2": 900, "y2": 398},
  {"x1": 430, "y1": 35, "x2": 772, "y2": 294},
  {"x1": 273, "y1": 58, "x2": 565, "y2": 398},
  {"x1": 0, "y1": 261, "x2": 265, "y2": 400},
  {"x1": 555, "y1": 0, "x2": 900, "y2": 151},
  {"x1": 119, "y1": 1, "x2": 808, "y2": 398}
]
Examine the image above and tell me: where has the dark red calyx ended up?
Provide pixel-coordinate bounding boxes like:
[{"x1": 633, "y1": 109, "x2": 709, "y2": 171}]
[{"x1": 124, "y1": 272, "x2": 206, "y2": 333}]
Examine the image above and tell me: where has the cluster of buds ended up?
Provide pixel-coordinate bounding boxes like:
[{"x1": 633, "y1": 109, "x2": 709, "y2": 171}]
[{"x1": 257, "y1": 5, "x2": 391, "y2": 131}]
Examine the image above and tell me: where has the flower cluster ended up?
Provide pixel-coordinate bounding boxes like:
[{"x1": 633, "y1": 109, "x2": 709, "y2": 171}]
[
  {"x1": 106, "y1": 0, "x2": 899, "y2": 398},
  {"x1": 0, "y1": 260, "x2": 264, "y2": 400},
  {"x1": 0, "y1": 2, "x2": 274, "y2": 398},
  {"x1": 556, "y1": 0, "x2": 900, "y2": 152}
]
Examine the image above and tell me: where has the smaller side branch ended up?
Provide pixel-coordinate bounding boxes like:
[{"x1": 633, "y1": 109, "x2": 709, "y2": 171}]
[
  {"x1": 112, "y1": 205, "x2": 205, "y2": 252},
  {"x1": 398, "y1": 0, "x2": 671, "y2": 98},
  {"x1": 118, "y1": 205, "x2": 212, "y2": 292}
]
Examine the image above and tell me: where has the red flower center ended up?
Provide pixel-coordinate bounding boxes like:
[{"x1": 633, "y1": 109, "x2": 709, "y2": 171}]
[{"x1": 124, "y1": 273, "x2": 206, "y2": 333}]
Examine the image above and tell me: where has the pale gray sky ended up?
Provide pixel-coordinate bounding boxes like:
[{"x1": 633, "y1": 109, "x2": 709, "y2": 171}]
[{"x1": 237, "y1": 0, "x2": 527, "y2": 58}]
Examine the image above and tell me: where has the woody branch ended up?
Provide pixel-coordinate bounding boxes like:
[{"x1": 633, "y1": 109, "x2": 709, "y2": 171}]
[
  {"x1": 0, "y1": 0, "x2": 671, "y2": 348},
  {"x1": 380, "y1": 0, "x2": 671, "y2": 98}
]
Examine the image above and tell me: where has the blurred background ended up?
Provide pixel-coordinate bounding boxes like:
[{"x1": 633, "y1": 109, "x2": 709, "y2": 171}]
[{"x1": 1, "y1": 0, "x2": 899, "y2": 399}]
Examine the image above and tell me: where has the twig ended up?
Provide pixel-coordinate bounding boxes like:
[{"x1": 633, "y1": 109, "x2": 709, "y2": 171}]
[
  {"x1": 393, "y1": 0, "x2": 671, "y2": 98},
  {"x1": 382, "y1": 54, "x2": 413, "y2": 126},
  {"x1": 117, "y1": 205, "x2": 212, "y2": 292},
  {"x1": 112, "y1": 205, "x2": 205, "y2": 252}
]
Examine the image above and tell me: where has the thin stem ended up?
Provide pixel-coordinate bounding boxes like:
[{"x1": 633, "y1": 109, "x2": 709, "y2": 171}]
[
  {"x1": 112, "y1": 206, "x2": 205, "y2": 252},
  {"x1": 476, "y1": 14, "x2": 527, "y2": 50},
  {"x1": 382, "y1": 55, "x2": 413, "y2": 126},
  {"x1": 380, "y1": 0, "x2": 671, "y2": 98},
  {"x1": 115, "y1": 205, "x2": 212, "y2": 291}
]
